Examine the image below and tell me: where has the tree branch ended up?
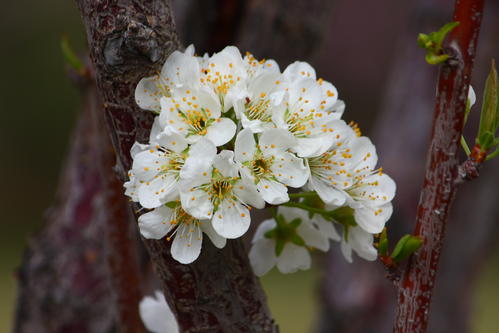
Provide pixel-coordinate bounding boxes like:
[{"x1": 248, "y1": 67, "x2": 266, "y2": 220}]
[
  {"x1": 393, "y1": 1, "x2": 486, "y2": 332},
  {"x1": 74, "y1": 1, "x2": 277, "y2": 332}
]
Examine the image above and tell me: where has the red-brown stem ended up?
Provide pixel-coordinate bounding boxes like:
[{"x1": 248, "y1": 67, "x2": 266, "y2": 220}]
[{"x1": 393, "y1": 1, "x2": 485, "y2": 332}]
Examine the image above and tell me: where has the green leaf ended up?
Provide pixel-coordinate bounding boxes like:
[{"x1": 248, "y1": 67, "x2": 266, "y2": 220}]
[
  {"x1": 61, "y1": 35, "x2": 84, "y2": 71},
  {"x1": 391, "y1": 234, "x2": 411, "y2": 260},
  {"x1": 417, "y1": 21, "x2": 459, "y2": 65},
  {"x1": 391, "y1": 235, "x2": 423, "y2": 263},
  {"x1": 378, "y1": 228, "x2": 389, "y2": 257},
  {"x1": 478, "y1": 60, "x2": 498, "y2": 150}
]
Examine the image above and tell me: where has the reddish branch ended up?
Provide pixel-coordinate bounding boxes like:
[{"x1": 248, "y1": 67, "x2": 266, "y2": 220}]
[
  {"x1": 393, "y1": 0, "x2": 485, "y2": 332},
  {"x1": 75, "y1": 1, "x2": 277, "y2": 332}
]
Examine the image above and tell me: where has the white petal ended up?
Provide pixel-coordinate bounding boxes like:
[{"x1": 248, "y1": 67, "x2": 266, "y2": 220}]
[
  {"x1": 130, "y1": 142, "x2": 149, "y2": 159},
  {"x1": 205, "y1": 118, "x2": 237, "y2": 146},
  {"x1": 271, "y1": 152, "x2": 309, "y2": 187},
  {"x1": 350, "y1": 136, "x2": 378, "y2": 171},
  {"x1": 233, "y1": 179, "x2": 265, "y2": 209},
  {"x1": 138, "y1": 206, "x2": 175, "y2": 239},
  {"x1": 213, "y1": 150, "x2": 238, "y2": 178},
  {"x1": 313, "y1": 215, "x2": 341, "y2": 241},
  {"x1": 138, "y1": 174, "x2": 179, "y2": 209},
  {"x1": 259, "y1": 128, "x2": 296, "y2": 152},
  {"x1": 297, "y1": 222, "x2": 330, "y2": 251},
  {"x1": 212, "y1": 201, "x2": 251, "y2": 239},
  {"x1": 354, "y1": 203, "x2": 393, "y2": 234},
  {"x1": 156, "y1": 127, "x2": 188, "y2": 153},
  {"x1": 132, "y1": 149, "x2": 167, "y2": 181},
  {"x1": 149, "y1": 118, "x2": 163, "y2": 146},
  {"x1": 161, "y1": 50, "x2": 200, "y2": 88},
  {"x1": 276, "y1": 243, "x2": 311, "y2": 274},
  {"x1": 180, "y1": 139, "x2": 216, "y2": 185},
  {"x1": 139, "y1": 292, "x2": 179, "y2": 333},
  {"x1": 468, "y1": 85, "x2": 476, "y2": 108},
  {"x1": 135, "y1": 76, "x2": 161, "y2": 111},
  {"x1": 171, "y1": 224, "x2": 203, "y2": 264},
  {"x1": 256, "y1": 178, "x2": 289, "y2": 205},
  {"x1": 249, "y1": 238, "x2": 277, "y2": 276},
  {"x1": 234, "y1": 128, "x2": 257, "y2": 163},
  {"x1": 200, "y1": 220, "x2": 227, "y2": 249},
  {"x1": 252, "y1": 218, "x2": 277, "y2": 243},
  {"x1": 309, "y1": 176, "x2": 347, "y2": 206},
  {"x1": 342, "y1": 226, "x2": 377, "y2": 262},
  {"x1": 283, "y1": 61, "x2": 316, "y2": 81},
  {"x1": 180, "y1": 189, "x2": 214, "y2": 220},
  {"x1": 277, "y1": 206, "x2": 309, "y2": 223},
  {"x1": 294, "y1": 136, "x2": 333, "y2": 158}
]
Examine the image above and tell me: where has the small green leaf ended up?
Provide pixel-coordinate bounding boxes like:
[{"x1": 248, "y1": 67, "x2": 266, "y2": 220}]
[
  {"x1": 61, "y1": 35, "x2": 84, "y2": 71},
  {"x1": 478, "y1": 60, "x2": 498, "y2": 147},
  {"x1": 391, "y1": 235, "x2": 423, "y2": 263},
  {"x1": 417, "y1": 21, "x2": 459, "y2": 65},
  {"x1": 378, "y1": 228, "x2": 389, "y2": 257},
  {"x1": 391, "y1": 234, "x2": 411, "y2": 260}
]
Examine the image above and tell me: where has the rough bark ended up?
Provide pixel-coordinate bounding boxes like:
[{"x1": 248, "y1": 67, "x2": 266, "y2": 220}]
[
  {"x1": 14, "y1": 71, "x2": 142, "y2": 333},
  {"x1": 74, "y1": 1, "x2": 277, "y2": 332},
  {"x1": 393, "y1": 1, "x2": 486, "y2": 332}
]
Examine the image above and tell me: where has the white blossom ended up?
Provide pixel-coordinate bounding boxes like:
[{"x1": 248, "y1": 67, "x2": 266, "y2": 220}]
[
  {"x1": 158, "y1": 87, "x2": 236, "y2": 146},
  {"x1": 139, "y1": 291, "x2": 179, "y2": 333},
  {"x1": 307, "y1": 124, "x2": 396, "y2": 234},
  {"x1": 234, "y1": 128, "x2": 308, "y2": 204},
  {"x1": 138, "y1": 204, "x2": 226, "y2": 264},
  {"x1": 249, "y1": 206, "x2": 336, "y2": 276},
  {"x1": 180, "y1": 149, "x2": 265, "y2": 239},
  {"x1": 135, "y1": 45, "x2": 199, "y2": 112}
]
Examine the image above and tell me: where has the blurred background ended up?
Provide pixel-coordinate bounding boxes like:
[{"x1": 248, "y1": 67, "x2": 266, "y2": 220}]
[{"x1": 1, "y1": 0, "x2": 498, "y2": 332}]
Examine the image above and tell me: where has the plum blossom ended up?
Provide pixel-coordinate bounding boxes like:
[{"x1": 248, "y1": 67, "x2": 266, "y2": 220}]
[
  {"x1": 138, "y1": 204, "x2": 226, "y2": 264},
  {"x1": 135, "y1": 45, "x2": 199, "y2": 112},
  {"x1": 307, "y1": 123, "x2": 396, "y2": 234},
  {"x1": 127, "y1": 44, "x2": 397, "y2": 268},
  {"x1": 234, "y1": 128, "x2": 308, "y2": 204},
  {"x1": 180, "y1": 149, "x2": 265, "y2": 239},
  {"x1": 139, "y1": 291, "x2": 179, "y2": 333},
  {"x1": 249, "y1": 206, "x2": 338, "y2": 276},
  {"x1": 158, "y1": 87, "x2": 236, "y2": 146}
]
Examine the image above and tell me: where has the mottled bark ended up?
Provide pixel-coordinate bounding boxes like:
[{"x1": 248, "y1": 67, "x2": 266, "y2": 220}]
[
  {"x1": 14, "y1": 71, "x2": 142, "y2": 332},
  {"x1": 74, "y1": 1, "x2": 277, "y2": 332},
  {"x1": 394, "y1": 0, "x2": 485, "y2": 332}
]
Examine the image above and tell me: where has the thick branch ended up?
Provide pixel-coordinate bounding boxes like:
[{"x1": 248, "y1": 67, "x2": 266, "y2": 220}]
[
  {"x1": 75, "y1": 1, "x2": 277, "y2": 332},
  {"x1": 393, "y1": 1, "x2": 485, "y2": 332},
  {"x1": 14, "y1": 71, "x2": 142, "y2": 333}
]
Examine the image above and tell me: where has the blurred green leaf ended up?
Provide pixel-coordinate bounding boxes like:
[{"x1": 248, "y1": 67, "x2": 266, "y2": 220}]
[
  {"x1": 478, "y1": 60, "x2": 498, "y2": 151},
  {"x1": 378, "y1": 228, "x2": 389, "y2": 257},
  {"x1": 60, "y1": 35, "x2": 83, "y2": 71},
  {"x1": 391, "y1": 235, "x2": 423, "y2": 263}
]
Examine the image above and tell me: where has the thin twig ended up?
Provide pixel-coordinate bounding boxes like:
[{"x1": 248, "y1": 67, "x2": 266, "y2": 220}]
[{"x1": 393, "y1": 1, "x2": 486, "y2": 332}]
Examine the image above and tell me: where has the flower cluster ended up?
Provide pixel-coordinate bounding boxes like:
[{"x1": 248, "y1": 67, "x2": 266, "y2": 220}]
[{"x1": 125, "y1": 45, "x2": 396, "y2": 270}]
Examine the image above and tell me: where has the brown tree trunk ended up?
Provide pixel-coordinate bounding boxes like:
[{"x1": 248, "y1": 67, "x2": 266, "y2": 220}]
[
  {"x1": 74, "y1": 1, "x2": 277, "y2": 332},
  {"x1": 14, "y1": 70, "x2": 143, "y2": 332}
]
